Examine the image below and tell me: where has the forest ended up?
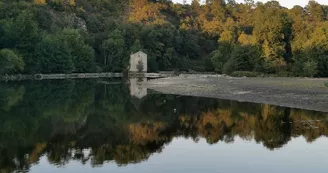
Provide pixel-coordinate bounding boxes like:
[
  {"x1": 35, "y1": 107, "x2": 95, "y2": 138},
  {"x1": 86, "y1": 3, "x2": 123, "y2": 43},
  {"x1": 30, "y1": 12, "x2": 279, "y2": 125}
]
[{"x1": 1, "y1": 0, "x2": 328, "y2": 77}]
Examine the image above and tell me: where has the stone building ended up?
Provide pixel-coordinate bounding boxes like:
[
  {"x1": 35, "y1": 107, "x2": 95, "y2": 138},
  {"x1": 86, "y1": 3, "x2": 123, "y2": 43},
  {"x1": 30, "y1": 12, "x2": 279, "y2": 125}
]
[{"x1": 129, "y1": 51, "x2": 147, "y2": 73}]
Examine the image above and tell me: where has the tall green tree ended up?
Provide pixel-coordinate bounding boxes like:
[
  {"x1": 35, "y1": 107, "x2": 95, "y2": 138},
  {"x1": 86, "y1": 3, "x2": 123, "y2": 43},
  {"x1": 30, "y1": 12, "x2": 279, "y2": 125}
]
[
  {"x1": 57, "y1": 29, "x2": 95, "y2": 72},
  {"x1": 222, "y1": 45, "x2": 262, "y2": 74},
  {"x1": 211, "y1": 42, "x2": 234, "y2": 73},
  {"x1": 0, "y1": 10, "x2": 41, "y2": 73},
  {"x1": 101, "y1": 29, "x2": 126, "y2": 72},
  {"x1": 35, "y1": 35, "x2": 75, "y2": 73}
]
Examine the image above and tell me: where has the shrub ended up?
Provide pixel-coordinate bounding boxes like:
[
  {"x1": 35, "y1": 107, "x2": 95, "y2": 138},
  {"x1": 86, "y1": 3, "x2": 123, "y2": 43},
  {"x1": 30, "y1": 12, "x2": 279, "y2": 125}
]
[
  {"x1": 188, "y1": 59, "x2": 206, "y2": 72},
  {"x1": 95, "y1": 65, "x2": 103, "y2": 73},
  {"x1": 303, "y1": 61, "x2": 318, "y2": 77},
  {"x1": 222, "y1": 58, "x2": 235, "y2": 75},
  {"x1": 0, "y1": 49, "x2": 25, "y2": 74},
  {"x1": 204, "y1": 58, "x2": 215, "y2": 71},
  {"x1": 137, "y1": 60, "x2": 144, "y2": 72}
]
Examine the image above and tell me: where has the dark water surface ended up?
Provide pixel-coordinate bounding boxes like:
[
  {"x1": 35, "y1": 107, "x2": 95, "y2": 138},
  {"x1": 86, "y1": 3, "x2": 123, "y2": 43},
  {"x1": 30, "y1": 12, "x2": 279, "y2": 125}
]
[{"x1": 1, "y1": 79, "x2": 328, "y2": 173}]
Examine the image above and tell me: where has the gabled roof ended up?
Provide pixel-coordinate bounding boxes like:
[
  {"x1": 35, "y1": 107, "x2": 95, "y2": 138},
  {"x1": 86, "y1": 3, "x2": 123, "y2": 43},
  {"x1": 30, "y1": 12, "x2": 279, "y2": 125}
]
[{"x1": 131, "y1": 51, "x2": 147, "y2": 56}]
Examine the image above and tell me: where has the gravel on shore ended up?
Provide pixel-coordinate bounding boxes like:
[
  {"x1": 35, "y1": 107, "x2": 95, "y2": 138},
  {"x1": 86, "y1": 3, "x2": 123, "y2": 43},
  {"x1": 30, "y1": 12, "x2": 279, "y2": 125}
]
[{"x1": 143, "y1": 75, "x2": 328, "y2": 112}]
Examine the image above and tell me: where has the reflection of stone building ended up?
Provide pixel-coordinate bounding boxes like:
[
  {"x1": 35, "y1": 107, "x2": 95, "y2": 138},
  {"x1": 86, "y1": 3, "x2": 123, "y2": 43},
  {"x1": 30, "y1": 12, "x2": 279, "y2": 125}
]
[
  {"x1": 129, "y1": 51, "x2": 147, "y2": 72},
  {"x1": 129, "y1": 78, "x2": 147, "y2": 99}
]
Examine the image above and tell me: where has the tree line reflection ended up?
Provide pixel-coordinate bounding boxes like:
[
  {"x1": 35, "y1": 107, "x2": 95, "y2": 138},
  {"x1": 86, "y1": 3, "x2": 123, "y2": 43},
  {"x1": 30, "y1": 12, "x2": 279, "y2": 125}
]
[{"x1": 0, "y1": 79, "x2": 328, "y2": 172}]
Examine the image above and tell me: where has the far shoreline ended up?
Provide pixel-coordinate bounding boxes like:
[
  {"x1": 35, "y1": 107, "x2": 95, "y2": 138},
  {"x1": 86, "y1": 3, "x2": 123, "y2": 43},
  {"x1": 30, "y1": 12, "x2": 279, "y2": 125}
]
[
  {"x1": 0, "y1": 73, "x2": 123, "y2": 81},
  {"x1": 0, "y1": 72, "x2": 174, "y2": 82}
]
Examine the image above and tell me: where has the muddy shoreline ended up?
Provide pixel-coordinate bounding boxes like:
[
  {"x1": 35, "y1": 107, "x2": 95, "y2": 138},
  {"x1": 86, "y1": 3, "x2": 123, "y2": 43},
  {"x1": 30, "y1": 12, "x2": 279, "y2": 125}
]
[{"x1": 144, "y1": 75, "x2": 328, "y2": 112}]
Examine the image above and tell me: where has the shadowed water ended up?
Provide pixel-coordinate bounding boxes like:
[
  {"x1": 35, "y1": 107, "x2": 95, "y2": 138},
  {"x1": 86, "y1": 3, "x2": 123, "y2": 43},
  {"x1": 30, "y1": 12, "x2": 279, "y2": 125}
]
[{"x1": 0, "y1": 79, "x2": 328, "y2": 173}]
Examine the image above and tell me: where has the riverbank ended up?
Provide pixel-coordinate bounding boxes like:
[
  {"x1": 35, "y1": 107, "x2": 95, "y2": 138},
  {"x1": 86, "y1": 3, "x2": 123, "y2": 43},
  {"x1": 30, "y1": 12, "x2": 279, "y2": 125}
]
[
  {"x1": 143, "y1": 74, "x2": 328, "y2": 112},
  {"x1": 0, "y1": 73, "x2": 123, "y2": 81},
  {"x1": 0, "y1": 72, "x2": 175, "y2": 81}
]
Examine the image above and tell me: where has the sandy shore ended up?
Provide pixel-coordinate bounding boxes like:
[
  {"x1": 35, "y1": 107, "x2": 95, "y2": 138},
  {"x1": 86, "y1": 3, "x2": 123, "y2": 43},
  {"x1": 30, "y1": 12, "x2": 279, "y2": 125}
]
[{"x1": 143, "y1": 74, "x2": 328, "y2": 112}]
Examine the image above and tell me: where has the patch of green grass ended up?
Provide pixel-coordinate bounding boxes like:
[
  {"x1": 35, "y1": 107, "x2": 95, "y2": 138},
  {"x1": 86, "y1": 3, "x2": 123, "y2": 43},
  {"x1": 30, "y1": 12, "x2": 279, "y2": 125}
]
[{"x1": 324, "y1": 82, "x2": 328, "y2": 88}]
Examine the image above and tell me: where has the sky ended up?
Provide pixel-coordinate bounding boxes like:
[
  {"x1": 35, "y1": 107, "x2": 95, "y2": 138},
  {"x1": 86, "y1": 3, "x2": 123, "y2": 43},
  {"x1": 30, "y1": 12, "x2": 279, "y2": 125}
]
[{"x1": 172, "y1": 0, "x2": 328, "y2": 9}]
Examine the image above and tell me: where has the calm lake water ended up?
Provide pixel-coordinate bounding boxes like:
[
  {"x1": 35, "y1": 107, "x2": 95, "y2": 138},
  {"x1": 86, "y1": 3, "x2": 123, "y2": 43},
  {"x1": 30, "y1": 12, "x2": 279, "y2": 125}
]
[{"x1": 1, "y1": 79, "x2": 328, "y2": 173}]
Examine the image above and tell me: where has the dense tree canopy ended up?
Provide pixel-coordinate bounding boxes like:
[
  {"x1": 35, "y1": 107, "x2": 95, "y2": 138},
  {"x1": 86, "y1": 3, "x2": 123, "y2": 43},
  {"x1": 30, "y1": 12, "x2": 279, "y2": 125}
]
[
  {"x1": 0, "y1": 0, "x2": 328, "y2": 76},
  {"x1": 0, "y1": 49, "x2": 24, "y2": 74}
]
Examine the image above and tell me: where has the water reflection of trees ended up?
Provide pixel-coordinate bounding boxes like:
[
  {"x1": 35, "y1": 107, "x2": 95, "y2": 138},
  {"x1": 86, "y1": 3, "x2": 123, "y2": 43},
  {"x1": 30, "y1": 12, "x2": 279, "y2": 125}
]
[{"x1": 0, "y1": 80, "x2": 328, "y2": 172}]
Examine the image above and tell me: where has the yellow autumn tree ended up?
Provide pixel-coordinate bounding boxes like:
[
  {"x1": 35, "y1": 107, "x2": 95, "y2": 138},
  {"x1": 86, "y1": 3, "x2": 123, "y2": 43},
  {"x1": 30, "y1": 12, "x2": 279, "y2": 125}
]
[
  {"x1": 48, "y1": 0, "x2": 75, "y2": 6},
  {"x1": 33, "y1": 0, "x2": 46, "y2": 5}
]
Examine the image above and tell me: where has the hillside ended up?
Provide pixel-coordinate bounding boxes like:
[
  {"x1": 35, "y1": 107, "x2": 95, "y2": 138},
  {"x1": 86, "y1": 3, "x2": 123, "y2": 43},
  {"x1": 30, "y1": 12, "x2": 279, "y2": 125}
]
[{"x1": 1, "y1": 0, "x2": 328, "y2": 77}]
